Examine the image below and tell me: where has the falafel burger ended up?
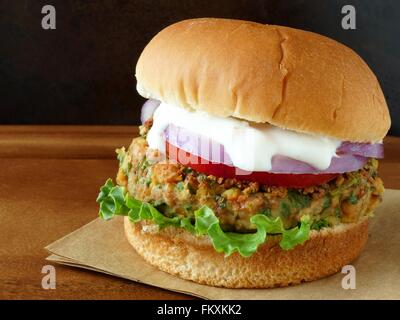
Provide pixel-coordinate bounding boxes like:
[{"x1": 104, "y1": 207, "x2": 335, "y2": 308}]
[{"x1": 97, "y1": 18, "x2": 391, "y2": 288}]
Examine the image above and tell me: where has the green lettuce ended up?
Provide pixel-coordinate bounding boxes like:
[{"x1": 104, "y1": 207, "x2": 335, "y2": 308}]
[{"x1": 97, "y1": 179, "x2": 311, "y2": 257}]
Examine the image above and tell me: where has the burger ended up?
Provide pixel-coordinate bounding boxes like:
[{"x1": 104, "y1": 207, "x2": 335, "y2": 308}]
[{"x1": 96, "y1": 18, "x2": 391, "y2": 288}]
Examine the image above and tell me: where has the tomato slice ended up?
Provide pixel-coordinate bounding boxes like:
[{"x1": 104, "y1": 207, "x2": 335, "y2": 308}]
[{"x1": 166, "y1": 142, "x2": 339, "y2": 188}]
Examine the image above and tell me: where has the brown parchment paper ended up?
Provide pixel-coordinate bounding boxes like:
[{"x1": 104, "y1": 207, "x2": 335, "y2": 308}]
[{"x1": 45, "y1": 189, "x2": 400, "y2": 300}]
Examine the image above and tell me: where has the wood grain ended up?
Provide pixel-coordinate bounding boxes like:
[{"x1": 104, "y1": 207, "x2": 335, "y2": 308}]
[
  {"x1": 0, "y1": 126, "x2": 138, "y2": 159},
  {"x1": 0, "y1": 126, "x2": 398, "y2": 300}
]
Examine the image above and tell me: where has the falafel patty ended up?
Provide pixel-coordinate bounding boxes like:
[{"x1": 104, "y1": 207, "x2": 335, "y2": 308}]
[{"x1": 116, "y1": 133, "x2": 384, "y2": 233}]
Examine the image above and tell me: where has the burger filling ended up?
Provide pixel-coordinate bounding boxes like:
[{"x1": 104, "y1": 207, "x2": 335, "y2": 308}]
[
  {"x1": 97, "y1": 121, "x2": 384, "y2": 257},
  {"x1": 116, "y1": 133, "x2": 383, "y2": 233}
]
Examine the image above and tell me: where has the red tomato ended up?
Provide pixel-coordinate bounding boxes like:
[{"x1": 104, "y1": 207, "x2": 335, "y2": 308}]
[{"x1": 166, "y1": 142, "x2": 338, "y2": 188}]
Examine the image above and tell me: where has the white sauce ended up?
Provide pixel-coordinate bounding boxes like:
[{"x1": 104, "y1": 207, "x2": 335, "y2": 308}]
[{"x1": 147, "y1": 102, "x2": 341, "y2": 172}]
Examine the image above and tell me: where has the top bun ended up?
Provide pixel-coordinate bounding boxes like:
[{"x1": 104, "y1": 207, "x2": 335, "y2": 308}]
[{"x1": 135, "y1": 18, "x2": 390, "y2": 142}]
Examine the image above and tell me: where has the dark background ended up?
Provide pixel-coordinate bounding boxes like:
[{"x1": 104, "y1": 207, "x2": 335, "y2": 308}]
[{"x1": 1, "y1": 0, "x2": 399, "y2": 135}]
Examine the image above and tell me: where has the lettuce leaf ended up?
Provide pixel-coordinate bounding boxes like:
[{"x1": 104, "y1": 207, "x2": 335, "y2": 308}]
[
  {"x1": 97, "y1": 179, "x2": 311, "y2": 257},
  {"x1": 195, "y1": 207, "x2": 310, "y2": 256},
  {"x1": 96, "y1": 179, "x2": 129, "y2": 220}
]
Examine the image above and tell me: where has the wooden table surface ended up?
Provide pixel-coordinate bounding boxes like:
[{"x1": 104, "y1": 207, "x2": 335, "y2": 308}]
[{"x1": 0, "y1": 126, "x2": 399, "y2": 300}]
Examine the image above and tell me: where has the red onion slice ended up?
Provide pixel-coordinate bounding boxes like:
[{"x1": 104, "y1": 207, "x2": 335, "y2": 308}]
[
  {"x1": 140, "y1": 99, "x2": 161, "y2": 124},
  {"x1": 337, "y1": 141, "x2": 384, "y2": 158},
  {"x1": 164, "y1": 125, "x2": 373, "y2": 174},
  {"x1": 271, "y1": 154, "x2": 367, "y2": 174}
]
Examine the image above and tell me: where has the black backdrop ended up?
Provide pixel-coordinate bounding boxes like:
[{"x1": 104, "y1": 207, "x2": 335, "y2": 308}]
[{"x1": 1, "y1": 0, "x2": 399, "y2": 135}]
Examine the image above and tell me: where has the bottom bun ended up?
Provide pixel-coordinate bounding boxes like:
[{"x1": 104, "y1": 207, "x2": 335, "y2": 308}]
[{"x1": 124, "y1": 216, "x2": 369, "y2": 288}]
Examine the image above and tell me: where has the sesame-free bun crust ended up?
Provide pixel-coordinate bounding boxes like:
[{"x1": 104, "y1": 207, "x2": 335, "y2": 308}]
[
  {"x1": 136, "y1": 18, "x2": 390, "y2": 142},
  {"x1": 124, "y1": 217, "x2": 369, "y2": 288}
]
